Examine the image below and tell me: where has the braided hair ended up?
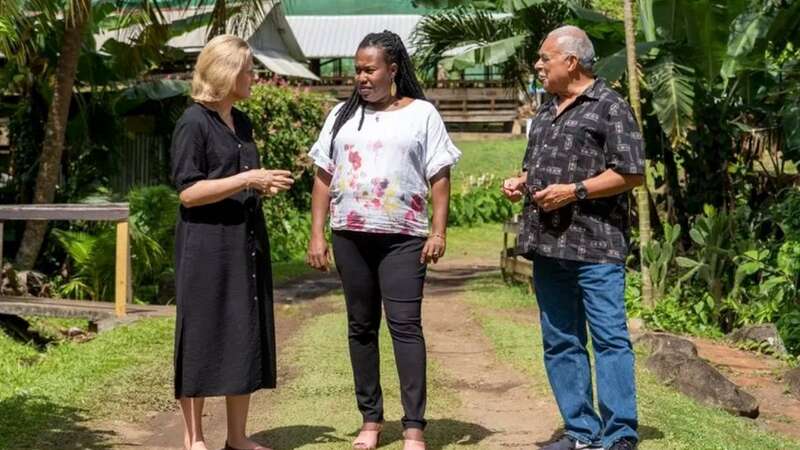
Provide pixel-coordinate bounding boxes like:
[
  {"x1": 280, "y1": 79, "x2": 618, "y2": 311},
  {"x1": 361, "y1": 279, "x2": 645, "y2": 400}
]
[{"x1": 328, "y1": 30, "x2": 426, "y2": 157}]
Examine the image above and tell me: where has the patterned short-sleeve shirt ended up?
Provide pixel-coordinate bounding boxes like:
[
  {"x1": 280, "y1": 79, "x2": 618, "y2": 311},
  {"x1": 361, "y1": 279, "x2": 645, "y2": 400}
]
[{"x1": 516, "y1": 78, "x2": 645, "y2": 264}]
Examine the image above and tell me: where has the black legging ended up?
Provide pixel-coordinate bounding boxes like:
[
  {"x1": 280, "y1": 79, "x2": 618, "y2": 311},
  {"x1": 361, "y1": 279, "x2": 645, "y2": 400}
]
[{"x1": 332, "y1": 230, "x2": 428, "y2": 430}]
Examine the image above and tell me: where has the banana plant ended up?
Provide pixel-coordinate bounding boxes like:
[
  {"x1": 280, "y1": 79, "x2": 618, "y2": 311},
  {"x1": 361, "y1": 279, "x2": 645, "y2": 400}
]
[
  {"x1": 676, "y1": 205, "x2": 736, "y2": 322},
  {"x1": 642, "y1": 222, "x2": 681, "y2": 302}
]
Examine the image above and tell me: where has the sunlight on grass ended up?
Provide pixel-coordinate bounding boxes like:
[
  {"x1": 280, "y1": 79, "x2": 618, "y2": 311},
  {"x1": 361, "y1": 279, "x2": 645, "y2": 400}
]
[
  {"x1": 273, "y1": 257, "x2": 315, "y2": 285},
  {"x1": 446, "y1": 222, "x2": 505, "y2": 263},
  {"x1": 250, "y1": 296, "x2": 493, "y2": 449},
  {"x1": 0, "y1": 317, "x2": 175, "y2": 448},
  {"x1": 451, "y1": 137, "x2": 527, "y2": 191},
  {"x1": 462, "y1": 275, "x2": 800, "y2": 450}
]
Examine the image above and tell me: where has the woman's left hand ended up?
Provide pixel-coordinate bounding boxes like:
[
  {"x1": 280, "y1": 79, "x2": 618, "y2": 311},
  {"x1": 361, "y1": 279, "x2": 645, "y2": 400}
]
[{"x1": 420, "y1": 234, "x2": 446, "y2": 264}]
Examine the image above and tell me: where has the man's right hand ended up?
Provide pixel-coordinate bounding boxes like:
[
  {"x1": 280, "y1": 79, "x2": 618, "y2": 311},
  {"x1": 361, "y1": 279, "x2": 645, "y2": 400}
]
[{"x1": 501, "y1": 176, "x2": 526, "y2": 203}]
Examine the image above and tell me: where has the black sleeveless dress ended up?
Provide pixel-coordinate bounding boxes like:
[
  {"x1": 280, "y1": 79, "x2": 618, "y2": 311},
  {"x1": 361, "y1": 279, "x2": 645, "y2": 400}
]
[{"x1": 170, "y1": 103, "x2": 276, "y2": 397}]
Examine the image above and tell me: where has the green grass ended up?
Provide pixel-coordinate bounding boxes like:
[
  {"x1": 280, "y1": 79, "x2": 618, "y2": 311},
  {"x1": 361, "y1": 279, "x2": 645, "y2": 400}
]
[
  {"x1": 273, "y1": 256, "x2": 315, "y2": 285},
  {"x1": 0, "y1": 256, "x2": 318, "y2": 449},
  {"x1": 250, "y1": 296, "x2": 492, "y2": 449},
  {"x1": 446, "y1": 222, "x2": 505, "y2": 263},
  {"x1": 451, "y1": 137, "x2": 527, "y2": 191},
  {"x1": 463, "y1": 274, "x2": 800, "y2": 450},
  {"x1": 0, "y1": 317, "x2": 175, "y2": 449}
]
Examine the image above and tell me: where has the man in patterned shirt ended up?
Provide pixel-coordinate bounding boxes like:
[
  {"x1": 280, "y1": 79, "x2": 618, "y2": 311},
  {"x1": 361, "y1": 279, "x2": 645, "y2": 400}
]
[{"x1": 501, "y1": 26, "x2": 644, "y2": 450}]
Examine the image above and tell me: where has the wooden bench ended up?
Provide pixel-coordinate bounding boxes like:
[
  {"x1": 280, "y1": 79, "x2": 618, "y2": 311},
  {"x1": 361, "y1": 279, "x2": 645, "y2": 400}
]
[
  {"x1": 0, "y1": 204, "x2": 132, "y2": 319},
  {"x1": 500, "y1": 218, "x2": 533, "y2": 290}
]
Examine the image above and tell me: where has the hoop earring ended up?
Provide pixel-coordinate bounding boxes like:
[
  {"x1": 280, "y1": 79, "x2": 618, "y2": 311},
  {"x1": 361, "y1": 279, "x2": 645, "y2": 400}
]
[{"x1": 390, "y1": 79, "x2": 397, "y2": 97}]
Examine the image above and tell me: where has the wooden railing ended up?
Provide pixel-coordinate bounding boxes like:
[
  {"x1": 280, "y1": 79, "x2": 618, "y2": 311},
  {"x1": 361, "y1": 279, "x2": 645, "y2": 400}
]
[
  {"x1": 0, "y1": 204, "x2": 131, "y2": 318},
  {"x1": 428, "y1": 87, "x2": 519, "y2": 124},
  {"x1": 307, "y1": 82, "x2": 522, "y2": 128}
]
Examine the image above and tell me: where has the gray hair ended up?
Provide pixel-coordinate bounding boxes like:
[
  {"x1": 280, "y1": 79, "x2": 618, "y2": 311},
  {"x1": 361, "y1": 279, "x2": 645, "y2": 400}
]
[{"x1": 547, "y1": 26, "x2": 596, "y2": 72}]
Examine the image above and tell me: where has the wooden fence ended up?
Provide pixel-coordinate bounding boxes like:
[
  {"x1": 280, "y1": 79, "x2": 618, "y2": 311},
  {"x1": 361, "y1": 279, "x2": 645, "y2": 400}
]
[{"x1": 500, "y1": 218, "x2": 533, "y2": 290}]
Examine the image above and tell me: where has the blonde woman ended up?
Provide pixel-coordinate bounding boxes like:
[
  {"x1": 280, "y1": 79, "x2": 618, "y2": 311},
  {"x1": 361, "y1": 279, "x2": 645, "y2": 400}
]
[{"x1": 170, "y1": 34, "x2": 293, "y2": 450}]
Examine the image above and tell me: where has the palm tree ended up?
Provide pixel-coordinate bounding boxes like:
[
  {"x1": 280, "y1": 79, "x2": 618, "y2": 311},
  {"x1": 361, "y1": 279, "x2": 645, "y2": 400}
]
[
  {"x1": 11, "y1": 0, "x2": 92, "y2": 269},
  {"x1": 4, "y1": 0, "x2": 271, "y2": 269},
  {"x1": 411, "y1": 1, "x2": 620, "y2": 92},
  {"x1": 623, "y1": 0, "x2": 654, "y2": 308}
]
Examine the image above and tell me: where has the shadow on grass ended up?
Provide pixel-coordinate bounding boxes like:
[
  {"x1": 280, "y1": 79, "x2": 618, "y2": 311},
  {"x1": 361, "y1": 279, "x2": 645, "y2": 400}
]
[
  {"x1": 372, "y1": 419, "x2": 493, "y2": 450},
  {"x1": 639, "y1": 424, "x2": 665, "y2": 441},
  {"x1": 0, "y1": 394, "x2": 114, "y2": 449},
  {"x1": 252, "y1": 425, "x2": 347, "y2": 448},
  {"x1": 251, "y1": 419, "x2": 492, "y2": 450}
]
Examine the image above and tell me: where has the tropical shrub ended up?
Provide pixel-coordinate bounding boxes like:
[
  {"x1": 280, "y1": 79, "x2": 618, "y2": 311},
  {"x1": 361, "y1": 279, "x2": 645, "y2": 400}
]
[
  {"x1": 262, "y1": 194, "x2": 311, "y2": 262},
  {"x1": 448, "y1": 175, "x2": 519, "y2": 227},
  {"x1": 237, "y1": 82, "x2": 331, "y2": 211},
  {"x1": 642, "y1": 222, "x2": 681, "y2": 302}
]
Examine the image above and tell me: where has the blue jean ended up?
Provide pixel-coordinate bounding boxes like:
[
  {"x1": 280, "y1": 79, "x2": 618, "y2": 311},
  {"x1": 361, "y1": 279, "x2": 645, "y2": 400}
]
[{"x1": 533, "y1": 254, "x2": 638, "y2": 448}]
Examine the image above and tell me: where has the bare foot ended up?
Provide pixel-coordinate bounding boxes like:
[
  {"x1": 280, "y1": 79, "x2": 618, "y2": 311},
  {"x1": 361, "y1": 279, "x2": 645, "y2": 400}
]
[
  {"x1": 224, "y1": 438, "x2": 272, "y2": 450},
  {"x1": 353, "y1": 422, "x2": 383, "y2": 450},
  {"x1": 402, "y1": 429, "x2": 426, "y2": 450}
]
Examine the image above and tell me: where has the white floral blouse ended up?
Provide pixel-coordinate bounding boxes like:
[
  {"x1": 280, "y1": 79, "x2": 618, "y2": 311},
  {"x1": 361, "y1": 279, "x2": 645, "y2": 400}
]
[{"x1": 308, "y1": 99, "x2": 461, "y2": 237}]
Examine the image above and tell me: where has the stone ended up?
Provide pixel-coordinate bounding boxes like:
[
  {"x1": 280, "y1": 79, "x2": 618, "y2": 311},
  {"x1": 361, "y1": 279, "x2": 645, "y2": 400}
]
[
  {"x1": 635, "y1": 332, "x2": 698, "y2": 357},
  {"x1": 645, "y1": 351, "x2": 759, "y2": 418},
  {"x1": 727, "y1": 324, "x2": 787, "y2": 356},
  {"x1": 785, "y1": 368, "x2": 800, "y2": 399},
  {"x1": 66, "y1": 327, "x2": 85, "y2": 337}
]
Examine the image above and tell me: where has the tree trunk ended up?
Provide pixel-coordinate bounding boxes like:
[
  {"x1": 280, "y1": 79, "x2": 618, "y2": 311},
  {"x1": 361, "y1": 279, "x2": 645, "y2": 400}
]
[
  {"x1": 15, "y1": 0, "x2": 91, "y2": 269},
  {"x1": 623, "y1": 0, "x2": 655, "y2": 308}
]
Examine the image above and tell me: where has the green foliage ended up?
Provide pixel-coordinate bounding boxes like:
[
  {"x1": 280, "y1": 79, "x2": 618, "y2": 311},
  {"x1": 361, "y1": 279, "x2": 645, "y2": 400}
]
[
  {"x1": 771, "y1": 189, "x2": 800, "y2": 241},
  {"x1": 642, "y1": 222, "x2": 681, "y2": 301},
  {"x1": 262, "y1": 194, "x2": 312, "y2": 262},
  {"x1": 52, "y1": 184, "x2": 319, "y2": 303},
  {"x1": 646, "y1": 58, "x2": 696, "y2": 148},
  {"x1": 726, "y1": 241, "x2": 800, "y2": 328},
  {"x1": 53, "y1": 221, "x2": 164, "y2": 303},
  {"x1": 411, "y1": 0, "x2": 575, "y2": 89},
  {"x1": 53, "y1": 186, "x2": 177, "y2": 304},
  {"x1": 237, "y1": 83, "x2": 331, "y2": 211},
  {"x1": 127, "y1": 185, "x2": 180, "y2": 303},
  {"x1": 778, "y1": 310, "x2": 800, "y2": 356},
  {"x1": 591, "y1": 0, "x2": 623, "y2": 20},
  {"x1": 448, "y1": 177, "x2": 518, "y2": 226},
  {"x1": 643, "y1": 289, "x2": 723, "y2": 338},
  {"x1": 675, "y1": 205, "x2": 736, "y2": 323}
]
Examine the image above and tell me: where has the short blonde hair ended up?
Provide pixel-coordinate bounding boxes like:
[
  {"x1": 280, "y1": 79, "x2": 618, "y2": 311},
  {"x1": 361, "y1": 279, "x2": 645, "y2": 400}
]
[{"x1": 191, "y1": 34, "x2": 253, "y2": 102}]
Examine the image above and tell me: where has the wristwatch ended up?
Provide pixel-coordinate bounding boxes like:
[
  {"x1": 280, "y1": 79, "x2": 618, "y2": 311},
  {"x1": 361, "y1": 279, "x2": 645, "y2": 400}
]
[{"x1": 574, "y1": 181, "x2": 588, "y2": 201}]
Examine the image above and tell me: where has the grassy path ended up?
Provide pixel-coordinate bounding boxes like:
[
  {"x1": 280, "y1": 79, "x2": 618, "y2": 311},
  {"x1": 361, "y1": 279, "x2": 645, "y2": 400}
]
[{"x1": 3, "y1": 224, "x2": 800, "y2": 449}]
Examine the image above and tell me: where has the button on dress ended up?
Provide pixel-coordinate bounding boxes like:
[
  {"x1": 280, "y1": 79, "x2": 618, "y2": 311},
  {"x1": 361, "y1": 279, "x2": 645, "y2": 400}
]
[{"x1": 170, "y1": 103, "x2": 276, "y2": 398}]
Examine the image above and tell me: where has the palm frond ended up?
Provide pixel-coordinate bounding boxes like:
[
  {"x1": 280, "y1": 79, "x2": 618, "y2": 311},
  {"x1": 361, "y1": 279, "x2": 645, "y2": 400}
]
[
  {"x1": 647, "y1": 57, "x2": 696, "y2": 149},
  {"x1": 411, "y1": 6, "x2": 517, "y2": 74},
  {"x1": 205, "y1": 0, "x2": 270, "y2": 39},
  {"x1": 439, "y1": 33, "x2": 528, "y2": 71}
]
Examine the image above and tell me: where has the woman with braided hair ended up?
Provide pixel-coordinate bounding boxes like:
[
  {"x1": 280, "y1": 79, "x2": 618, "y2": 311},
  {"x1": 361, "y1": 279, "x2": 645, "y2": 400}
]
[{"x1": 306, "y1": 31, "x2": 460, "y2": 450}]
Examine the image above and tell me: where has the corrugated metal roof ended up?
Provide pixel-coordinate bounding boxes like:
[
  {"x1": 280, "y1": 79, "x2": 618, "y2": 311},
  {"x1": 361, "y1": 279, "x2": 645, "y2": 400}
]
[
  {"x1": 94, "y1": 2, "x2": 318, "y2": 79},
  {"x1": 286, "y1": 15, "x2": 424, "y2": 59},
  {"x1": 283, "y1": 0, "x2": 435, "y2": 16}
]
